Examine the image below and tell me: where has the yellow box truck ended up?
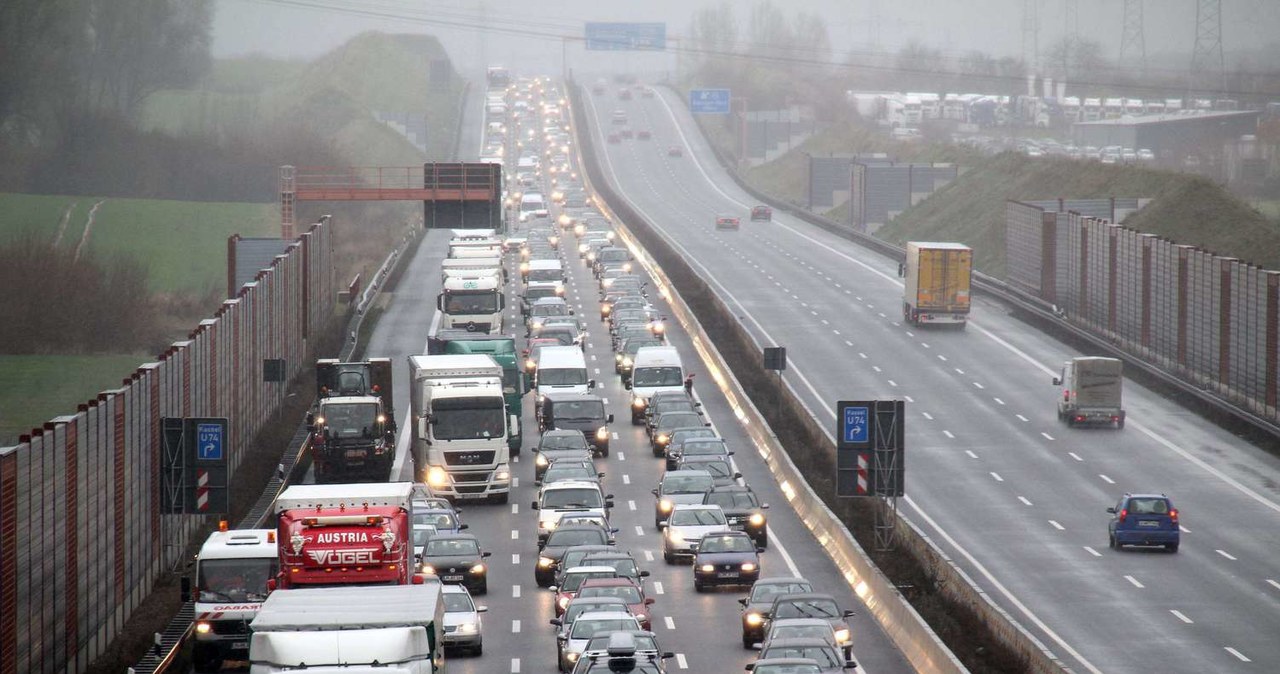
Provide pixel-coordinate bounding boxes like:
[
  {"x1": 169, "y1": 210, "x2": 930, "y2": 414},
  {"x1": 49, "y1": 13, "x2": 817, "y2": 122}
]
[{"x1": 899, "y1": 242, "x2": 972, "y2": 327}]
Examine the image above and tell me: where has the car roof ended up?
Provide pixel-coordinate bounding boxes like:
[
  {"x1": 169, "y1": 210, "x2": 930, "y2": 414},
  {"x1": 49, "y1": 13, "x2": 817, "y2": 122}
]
[
  {"x1": 708, "y1": 484, "x2": 754, "y2": 494},
  {"x1": 542, "y1": 481, "x2": 603, "y2": 491},
  {"x1": 752, "y1": 657, "x2": 824, "y2": 666},
  {"x1": 428, "y1": 532, "x2": 478, "y2": 542},
  {"x1": 662, "y1": 469, "x2": 712, "y2": 480},
  {"x1": 579, "y1": 577, "x2": 638, "y2": 588},
  {"x1": 547, "y1": 524, "x2": 610, "y2": 536},
  {"x1": 770, "y1": 592, "x2": 838, "y2": 603},
  {"x1": 564, "y1": 565, "x2": 618, "y2": 575},
  {"x1": 543, "y1": 429, "x2": 588, "y2": 438},
  {"x1": 761, "y1": 637, "x2": 839, "y2": 648},
  {"x1": 671, "y1": 503, "x2": 722, "y2": 512},
  {"x1": 545, "y1": 393, "x2": 603, "y2": 403}
]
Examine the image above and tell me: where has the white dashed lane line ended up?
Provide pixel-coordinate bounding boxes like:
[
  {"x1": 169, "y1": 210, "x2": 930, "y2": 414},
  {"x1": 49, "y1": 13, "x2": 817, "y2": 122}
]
[
  {"x1": 990, "y1": 472, "x2": 1004, "y2": 482},
  {"x1": 1100, "y1": 474, "x2": 1116, "y2": 484},
  {"x1": 1041, "y1": 432, "x2": 1055, "y2": 441},
  {"x1": 1225, "y1": 647, "x2": 1251, "y2": 662},
  {"x1": 1049, "y1": 520, "x2": 1065, "y2": 531},
  {"x1": 922, "y1": 412, "x2": 933, "y2": 420},
  {"x1": 1124, "y1": 575, "x2": 1144, "y2": 589},
  {"x1": 1018, "y1": 496, "x2": 1033, "y2": 506},
  {"x1": 1216, "y1": 549, "x2": 1237, "y2": 561},
  {"x1": 966, "y1": 450, "x2": 979, "y2": 459},
  {"x1": 1016, "y1": 414, "x2": 1029, "y2": 422},
  {"x1": 1083, "y1": 546, "x2": 1101, "y2": 557},
  {"x1": 1068, "y1": 452, "x2": 1083, "y2": 462},
  {"x1": 1170, "y1": 610, "x2": 1193, "y2": 624},
  {"x1": 512, "y1": 619, "x2": 522, "y2": 633}
]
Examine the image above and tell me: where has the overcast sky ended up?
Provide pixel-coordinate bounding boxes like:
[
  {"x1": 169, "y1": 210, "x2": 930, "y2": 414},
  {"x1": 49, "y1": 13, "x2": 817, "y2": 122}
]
[{"x1": 214, "y1": 0, "x2": 1280, "y2": 79}]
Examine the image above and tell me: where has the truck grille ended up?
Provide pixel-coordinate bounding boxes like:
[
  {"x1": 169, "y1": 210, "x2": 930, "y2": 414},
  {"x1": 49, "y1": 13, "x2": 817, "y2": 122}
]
[
  {"x1": 211, "y1": 621, "x2": 249, "y2": 636},
  {"x1": 451, "y1": 472, "x2": 492, "y2": 483},
  {"x1": 444, "y1": 451, "x2": 496, "y2": 466},
  {"x1": 456, "y1": 485, "x2": 488, "y2": 494}
]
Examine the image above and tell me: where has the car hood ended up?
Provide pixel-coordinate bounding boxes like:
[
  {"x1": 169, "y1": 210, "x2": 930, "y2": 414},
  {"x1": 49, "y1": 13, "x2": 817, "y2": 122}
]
[
  {"x1": 669, "y1": 524, "x2": 729, "y2": 540},
  {"x1": 422, "y1": 554, "x2": 480, "y2": 569},
  {"x1": 443, "y1": 611, "x2": 478, "y2": 629},
  {"x1": 695, "y1": 550, "x2": 758, "y2": 565},
  {"x1": 661, "y1": 492, "x2": 708, "y2": 505},
  {"x1": 551, "y1": 419, "x2": 605, "y2": 433}
]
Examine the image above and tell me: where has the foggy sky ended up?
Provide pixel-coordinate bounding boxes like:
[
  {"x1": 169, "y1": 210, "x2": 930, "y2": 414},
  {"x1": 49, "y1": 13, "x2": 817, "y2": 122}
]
[{"x1": 214, "y1": 0, "x2": 1280, "y2": 80}]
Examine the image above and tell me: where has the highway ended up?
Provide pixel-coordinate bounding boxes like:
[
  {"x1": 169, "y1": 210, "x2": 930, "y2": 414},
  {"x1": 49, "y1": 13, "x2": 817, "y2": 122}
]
[{"x1": 576, "y1": 83, "x2": 1280, "y2": 673}]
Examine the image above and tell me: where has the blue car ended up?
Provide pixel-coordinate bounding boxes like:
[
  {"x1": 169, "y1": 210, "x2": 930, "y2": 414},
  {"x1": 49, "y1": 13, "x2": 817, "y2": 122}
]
[{"x1": 1107, "y1": 493, "x2": 1179, "y2": 552}]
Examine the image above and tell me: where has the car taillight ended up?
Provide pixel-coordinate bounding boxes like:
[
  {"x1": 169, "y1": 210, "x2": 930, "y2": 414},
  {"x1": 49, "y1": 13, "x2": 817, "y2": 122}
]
[
  {"x1": 1169, "y1": 508, "x2": 1179, "y2": 524},
  {"x1": 1118, "y1": 508, "x2": 1128, "y2": 523}
]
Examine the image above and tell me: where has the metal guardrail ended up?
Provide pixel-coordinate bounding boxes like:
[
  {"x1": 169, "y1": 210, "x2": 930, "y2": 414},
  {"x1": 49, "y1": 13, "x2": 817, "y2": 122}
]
[{"x1": 672, "y1": 85, "x2": 1280, "y2": 443}]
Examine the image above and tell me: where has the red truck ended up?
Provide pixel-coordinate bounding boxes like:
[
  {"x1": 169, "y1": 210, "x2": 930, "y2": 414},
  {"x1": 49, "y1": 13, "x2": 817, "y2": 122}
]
[{"x1": 273, "y1": 482, "x2": 414, "y2": 588}]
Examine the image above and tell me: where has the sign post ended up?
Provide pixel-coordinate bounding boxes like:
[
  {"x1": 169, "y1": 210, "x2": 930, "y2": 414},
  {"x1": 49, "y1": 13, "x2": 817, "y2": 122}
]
[
  {"x1": 584, "y1": 22, "x2": 667, "y2": 51},
  {"x1": 836, "y1": 400, "x2": 904, "y2": 550},
  {"x1": 689, "y1": 89, "x2": 732, "y2": 114},
  {"x1": 160, "y1": 417, "x2": 230, "y2": 515}
]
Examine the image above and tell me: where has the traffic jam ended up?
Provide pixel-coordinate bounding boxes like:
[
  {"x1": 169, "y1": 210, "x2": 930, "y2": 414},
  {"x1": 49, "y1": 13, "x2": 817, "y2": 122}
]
[{"x1": 186, "y1": 74, "x2": 860, "y2": 674}]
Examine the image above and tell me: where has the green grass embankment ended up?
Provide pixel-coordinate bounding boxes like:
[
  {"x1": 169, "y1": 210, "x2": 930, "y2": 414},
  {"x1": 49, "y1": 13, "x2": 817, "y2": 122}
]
[{"x1": 0, "y1": 354, "x2": 151, "y2": 445}]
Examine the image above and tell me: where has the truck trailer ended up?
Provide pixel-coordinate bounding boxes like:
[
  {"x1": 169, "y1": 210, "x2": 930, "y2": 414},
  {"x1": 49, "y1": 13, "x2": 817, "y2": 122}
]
[
  {"x1": 273, "y1": 482, "x2": 414, "y2": 588},
  {"x1": 408, "y1": 354, "x2": 514, "y2": 503},
  {"x1": 249, "y1": 580, "x2": 445, "y2": 674},
  {"x1": 899, "y1": 241, "x2": 972, "y2": 327},
  {"x1": 1053, "y1": 357, "x2": 1125, "y2": 428}
]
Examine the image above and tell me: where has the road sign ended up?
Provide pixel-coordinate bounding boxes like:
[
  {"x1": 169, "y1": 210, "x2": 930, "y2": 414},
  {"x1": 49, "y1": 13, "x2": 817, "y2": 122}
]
[
  {"x1": 584, "y1": 22, "x2": 667, "y2": 51},
  {"x1": 842, "y1": 405, "x2": 868, "y2": 444},
  {"x1": 689, "y1": 89, "x2": 731, "y2": 114},
  {"x1": 197, "y1": 422, "x2": 224, "y2": 461},
  {"x1": 763, "y1": 347, "x2": 787, "y2": 371}
]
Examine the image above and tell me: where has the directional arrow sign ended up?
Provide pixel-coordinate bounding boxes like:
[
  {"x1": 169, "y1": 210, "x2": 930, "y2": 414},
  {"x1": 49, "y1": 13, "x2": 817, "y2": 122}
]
[
  {"x1": 197, "y1": 422, "x2": 224, "y2": 461},
  {"x1": 842, "y1": 406, "x2": 869, "y2": 444}
]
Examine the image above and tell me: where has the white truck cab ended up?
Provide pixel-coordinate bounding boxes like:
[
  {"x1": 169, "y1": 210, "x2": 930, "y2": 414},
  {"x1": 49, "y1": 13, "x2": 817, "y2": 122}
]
[
  {"x1": 627, "y1": 346, "x2": 685, "y2": 423},
  {"x1": 439, "y1": 275, "x2": 505, "y2": 334},
  {"x1": 191, "y1": 526, "x2": 279, "y2": 673}
]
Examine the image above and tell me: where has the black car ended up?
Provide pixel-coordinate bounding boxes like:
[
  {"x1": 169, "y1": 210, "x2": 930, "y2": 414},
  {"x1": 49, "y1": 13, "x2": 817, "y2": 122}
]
[
  {"x1": 540, "y1": 393, "x2": 614, "y2": 456},
  {"x1": 692, "y1": 531, "x2": 763, "y2": 591},
  {"x1": 757, "y1": 637, "x2": 855, "y2": 673},
  {"x1": 703, "y1": 485, "x2": 770, "y2": 548},
  {"x1": 419, "y1": 533, "x2": 492, "y2": 595},
  {"x1": 649, "y1": 411, "x2": 706, "y2": 456},
  {"x1": 536, "y1": 524, "x2": 616, "y2": 587},
  {"x1": 642, "y1": 391, "x2": 698, "y2": 429},
  {"x1": 761, "y1": 594, "x2": 857, "y2": 655},
  {"x1": 554, "y1": 544, "x2": 618, "y2": 587},
  {"x1": 665, "y1": 436, "x2": 730, "y2": 472},
  {"x1": 738, "y1": 577, "x2": 815, "y2": 648},
  {"x1": 540, "y1": 459, "x2": 604, "y2": 486},
  {"x1": 646, "y1": 398, "x2": 700, "y2": 436}
]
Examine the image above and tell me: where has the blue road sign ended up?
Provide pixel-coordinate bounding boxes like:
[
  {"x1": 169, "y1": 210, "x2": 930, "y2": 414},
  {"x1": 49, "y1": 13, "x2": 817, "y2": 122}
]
[
  {"x1": 197, "y1": 422, "x2": 224, "y2": 461},
  {"x1": 585, "y1": 22, "x2": 667, "y2": 51},
  {"x1": 689, "y1": 89, "x2": 731, "y2": 114},
  {"x1": 842, "y1": 406, "x2": 869, "y2": 444}
]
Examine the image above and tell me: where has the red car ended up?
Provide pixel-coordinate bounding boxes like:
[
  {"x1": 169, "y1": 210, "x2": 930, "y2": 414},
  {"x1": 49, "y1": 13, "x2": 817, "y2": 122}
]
[
  {"x1": 575, "y1": 577, "x2": 655, "y2": 630},
  {"x1": 667, "y1": 146, "x2": 683, "y2": 158},
  {"x1": 715, "y1": 215, "x2": 741, "y2": 231},
  {"x1": 637, "y1": 130, "x2": 652, "y2": 140},
  {"x1": 750, "y1": 205, "x2": 772, "y2": 222}
]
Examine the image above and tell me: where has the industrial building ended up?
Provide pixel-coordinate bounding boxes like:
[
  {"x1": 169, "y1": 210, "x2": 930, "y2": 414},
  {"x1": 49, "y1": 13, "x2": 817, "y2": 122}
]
[{"x1": 1071, "y1": 110, "x2": 1260, "y2": 162}]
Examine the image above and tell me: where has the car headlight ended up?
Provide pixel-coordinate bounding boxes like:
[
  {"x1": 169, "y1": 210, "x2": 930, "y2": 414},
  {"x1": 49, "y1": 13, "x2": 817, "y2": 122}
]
[
  {"x1": 602, "y1": 278, "x2": 615, "y2": 288},
  {"x1": 548, "y1": 236, "x2": 560, "y2": 245},
  {"x1": 539, "y1": 519, "x2": 558, "y2": 531},
  {"x1": 587, "y1": 253, "x2": 596, "y2": 262},
  {"x1": 195, "y1": 621, "x2": 212, "y2": 635},
  {"x1": 427, "y1": 466, "x2": 450, "y2": 489},
  {"x1": 749, "y1": 513, "x2": 766, "y2": 527},
  {"x1": 835, "y1": 628, "x2": 851, "y2": 644},
  {"x1": 574, "y1": 225, "x2": 585, "y2": 236},
  {"x1": 622, "y1": 356, "x2": 632, "y2": 367},
  {"x1": 458, "y1": 621, "x2": 479, "y2": 634},
  {"x1": 700, "y1": 564, "x2": 715, "y2": 573},
  {"x1": 469, "y1": 563, "x2": 487, "y2": 574},
  {"x1": 538, "y1": 556, "x2": 555, "y2": 568},
  {"x1": 519, "y1": 262, "x2": 530, "y2": 273},
  {"x1": 579, "y1": 244, "x2": 590, "y2": 253},
  {"x1": 603, "y1": 305, "x2": 612, "y2": 315},
  {"x1": 567, "y1": 652, "x2": 580, "y2": 663},
  {"x1": 615, "y1": 353, "x2": 623, "y2": 362},
  {"x1": 558, "y1": 215, "x2": 570, "y2": 225},
  {"x1": 526, "y1": 359, "x2": 537, "y2": 370},
  {"x1": 746, "y1": 612, "x2": 764, "y2": 626},
  {"x1": 658, "y1": 499, "x2": 673, "y2": 512},
  {"x1": 536, "y1": 454, "x2": 549, "y2": 467},
  {"x1": 558, "y1": 596, "x2": 570, "y2": 609},
  {"x1": 622, "y1": 263, "x2": 632, "y2": 272},
  {"x1": 667, "y1": 531, "x2": 685, "y2": 545},
  {"x1": 632, "y1": 397, "x2": 646, "y2": 409},
  {"x1": 421, "y1": 564, "x2": 436, "y2": 575},
  {"x1": 651, "y1": 322, "x2": 665, "y2": 334},
  {"x1": 606, "y1": 232, "x2": 616, "y2": 241},
  {"x1": 741, "y1": 562, "x2": 757, "y2": 572},
  {"x1": 656, "y1": 434, "x2": 669, "y2": 445},
  {"x1": 596, "y1": 427, "x2": 609, "y2": 440}
]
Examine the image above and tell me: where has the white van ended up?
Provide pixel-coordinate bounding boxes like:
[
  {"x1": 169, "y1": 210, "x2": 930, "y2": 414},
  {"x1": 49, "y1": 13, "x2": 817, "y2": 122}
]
[
  {"x1": 523, "y1": 259, "x2": 565, "y2": 285},
  {"x1": 627, "y1": 345, "x2": 685, "y2": 423},
  {"x1": 534, "y1": 346, "x2": 594, "y2": 401},
  {"x1": 519, "y1": 193, "x2": 549, "y2": 222}
]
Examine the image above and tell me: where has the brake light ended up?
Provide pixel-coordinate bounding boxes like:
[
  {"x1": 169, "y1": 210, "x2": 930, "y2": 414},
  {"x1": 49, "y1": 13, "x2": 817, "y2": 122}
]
[
  {"x1": 1063, "y1": 390, "x2": 1069, "y2": 401},
  {"x1": 1118, "y1": 508, "x2": 1128, "y2": 523},
  {"x1": 1169, "y1": 508, "x2": 1179, "y2": 524}
]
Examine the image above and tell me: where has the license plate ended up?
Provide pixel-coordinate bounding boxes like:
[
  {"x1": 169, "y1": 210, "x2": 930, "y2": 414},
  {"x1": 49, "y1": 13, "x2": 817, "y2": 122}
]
[
  {"x1": 717, "y1": 572, "x2": 739, "y2": 579},
  {"x1": 345, "y1": 450, "x2": 366, "y2": 459},
  {"x1": 232, "y1": 641, "x2": 248, "y2": 651},
  {"x1": 1138, "y1": 521, "x2": 1159, "y2": 527},
  {"x1": 443, "y1": 575, "x2": 464, "y2": 582}
]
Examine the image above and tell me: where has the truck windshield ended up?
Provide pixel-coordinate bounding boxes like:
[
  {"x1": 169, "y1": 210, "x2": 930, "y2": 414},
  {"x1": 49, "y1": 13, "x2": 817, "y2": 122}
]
[
  {"x1": 445, "y1": 291, "x2": 499, "y2": 314},
  {"x1": 321, "y1": 402, "x2": 380, "y2": 438},
  {"x1": 527, "y1": 269, "x2": 563, "y2": 283},
  {"x1": 433, "y1": 397, "x2": 505, "y2": 440},
  {"x1": 632, "y1": 367, "x2": 682, "y2": 387},
  {"x1": 539, "y1": 368, "x2": 587, "y2": 386},
  {"x1": 555, "y1": 400, "x2": 605, "y2": 421},
  {"x1": 197, "y1": 558, "x2": 277, "y2": 602}
]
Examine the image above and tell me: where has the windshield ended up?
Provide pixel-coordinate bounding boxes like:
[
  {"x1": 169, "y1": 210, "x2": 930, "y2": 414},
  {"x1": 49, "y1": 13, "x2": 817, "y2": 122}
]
[
  {"x1": 685, "y1": 459, "x2": 732, "y2": 478},
  {"x1": 542, "y1": 433, "x2": 589, "y2": 450},
  {"x1": 412, "y1": 527, "x2": 438, "y2": 547},
  {"x1": 625, "y1": 340, "x2": 660, "y2": 355},
  {"x1": 543, "y1": 464, "x2": 596, "y2": 482},
  {"x1": 761, "y1": 647, "x2": 841, "y2": 668},
  {"x1": 197, "y1": 558, "x2": 277, "y2": 603},
  {"x1": 540, "y1": 368, "x2": 588, "y2": 386},
  {"x1": 443, "y1": 592, "x2": 475, "y2": 613},
  {"x1": 670, "y1": 509, "x2": 726, "y2": 526},
  {"x1": 580, "y1": 585, "x2": 641, "y2": 603},
  {"x1": 502, "y1": 368, "x2": 521, "y2": 396},
  {"x1": 671, "y1": 429, "x2": 716, "y2": 444},
  {"x1": 432, "y1": 398, "x2": 504, "y2": 441},
  {"x1": 555, "y1": 400, "x2": 605, "y2": 421},
  {"x1": 571, "y1": 617, "x2": 637, "y2": 639},
  {"x1": 527, "y1": 288, "x2": 558, "y2": 301},
  {"x1": 632, "y1": 366, "x2": 683, "y2": 388},
  {"x1": 546, "y1": 528, "x2": 608, "y2": 547},
  {"x1": 542, "y1": 487, "x2": 603, "y2": 509},
  {"x1": 775, "y1": 599, "x2": 840, "y2": 619},
  {"x1": 600, "y1": 249, "x2": 630, "y2": 262},
  {"x1": 773, "y1": 625, "x2": 833, "y2": 641},
  {"x1": 527, "y1": 269, "x2": 563, "y2": 282},
  {"x1": 532, "y1": 304, "x2": 568, "y2": 317},
  {"x1": 413, "y1": 511, "x2": 458, "y2": 529},
  {"x1": 754, "y1": 665, "x2": 821, "y2": 674},
  {"x1": 682, "y1": 440, "x2": 728, "y2": 455},
  {"x1": 658, "y1": 413, "x2": 701, "y2": 430},
  {"x1": 425, "y1": 538, "x2": 480, "y2": 557},
  {"x1": 585, "y1": 557, "x2": 638, "y2": 578},
  {"x1": 663, "y1": 474, "x2": 713, "y2": 494},
  {"x1": 698, "y1": 535, "x2": 754, "y2": 553},
  {"x1": 320, "y1": 402, "x2": 380, "y2": 438},
  {"x1": 706, "y1": 492, "x2": 758, "y2": 509},
  {"x1": 751, "y1": 582, "x2": 814, "y2": 603},
  {"x1": 564, "y1": 571, "x2": 617, "y2": 592},
  {"x1": 586, "y1": 634, "x2": 658, "y2": 652}
]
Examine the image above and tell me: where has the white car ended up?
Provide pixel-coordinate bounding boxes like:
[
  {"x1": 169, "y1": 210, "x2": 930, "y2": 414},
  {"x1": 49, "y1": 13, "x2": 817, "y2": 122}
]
[
  {"x1": 557, "y1": 610, "x2": 641, "y2": 672},
  {"x1": 441, "y1": 584, "x2": 487, "y2": 655},
  {"x1": 660, "y1": 503, "x2": 728, "y2": 563},
  {"x1": 533, "y1": 480, "x2": 613, "y2": 543}
]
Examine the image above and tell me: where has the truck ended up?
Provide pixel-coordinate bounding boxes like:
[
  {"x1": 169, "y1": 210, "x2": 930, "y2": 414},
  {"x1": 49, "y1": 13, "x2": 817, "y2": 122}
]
[
  {"x1": 308, "y1": 359, "x2": 396, "y2": 483},
  {"x1": 1052, "y1": 357, "x2": 1125, "y2": 428},
  {"x1": 899, "y1": 242, "x2": 972, "y2": 327},
  {"x1": 408, "y1": 354, "x2": 514, "y2": 503},
  {"x1": 438, "y1": 275, "x2": 505, "y2": 334},
  {"x1": 190, "y1": 525, "x2": 279, "y2": 673},
  {"x1": 427, "y1": 330, "x2": 527, "y2": 454},
  {"x1": 249, "y1": 580, "x2": 446, "y2": 674},
  {"x1": 273, "y1": 482, "x2": 414, "y2": 589}
]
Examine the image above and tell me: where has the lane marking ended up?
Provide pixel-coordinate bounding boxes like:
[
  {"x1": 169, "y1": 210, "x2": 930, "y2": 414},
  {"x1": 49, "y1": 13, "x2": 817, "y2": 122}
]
[
  {"x1": 1049, "y1": 520, "x2": 1065, "y2": 531},
  {"x1": 1016, "y1": 414, "x2": 1029, "y2": 422},
  {"x1": 617, "y1": 451, "x2": 625, "y2": 461},
  {"x1": 938, "y1": 354, "x2": 948, "y2": 361},
  {"x1": 1068, "y1": 452, "x2": 1083, "y2": 462},
  {"x1": 622, "y1": 474, "x2": 631, "y2": 485},
  {"x1": 512, "y1": 658, "x2": 521, "y2": 673},
  {"x1": 676, "y1": 654, "x2": 688, "y2": 669},
  {"x1": 1099, "y1": 474, "x2": 1115, "y2": 484},
  {"x1": 653, "y1": 581, "x2": 665, "y2": 595},
  {"x1": 512, "y1": 584, "x2": 521, "y2": 597},
  {"x1": 943, "y1": 430, "x2": 955, "y2": 439},
  {"x1": 512, "y1": 619, "x2": 522, "y2": 633},
  {"x1": 922, "y1": 412, "x2": 933, "y2": 420},
  {"x1": 512, "y1": 553, "x2": 520, "y2": 565},
  {"x1": 511, "y1": 529, "x2": 519, "y2": 540},
  {"x1": 1225, "y1": 647, "x2": 1250, "y2": 663},
  {"x1": 1170, "y1": 610, "x2": 1193, "y2": 624},
  {"x1": 644, "y1": 550, "x2": 654, "y2": 562},
  {"x1": 965, "y1": 450, "x2": 979, "y2": 459},
  {"x1": 973, "y1": 382, "x2": 985, "y2": 389},
  {"x1": 887, "y1": 379, "x2": 898, "y2": 387},
  {"x1": 1267, "y1": 579, "x2": 1280, "y2": 591},
  {"x1": 1124, "y1": 575, "x2": 1144, "y2": 588},
  {"x1": 628, "y1": 499, "x2": 637, "y2": 511},
  {"x1": 1083, "y1": 546, "x2": 1101, "y2": 557},
  {"x1": 664, "y1": 616, "x2": 676, "y2": 630},
  {"x1": 1018, "y1": 496, "x2": 1033, "y2": 506},
  {"x1": 635, "y1": 525, "x2": 645, "y2": 536},
  {"x1": 1041, "y1": 432, "x2": 1055, "y2": 441},
  {"x1": 511, "y1": 503, "x2": 519, "y2": 514},
  {"x1": 1216, "y1": 549, "x2": 1237, "y2": 561},
  {"x1": 990, "y1": 472, "x2": 1004, "y2": 482}
]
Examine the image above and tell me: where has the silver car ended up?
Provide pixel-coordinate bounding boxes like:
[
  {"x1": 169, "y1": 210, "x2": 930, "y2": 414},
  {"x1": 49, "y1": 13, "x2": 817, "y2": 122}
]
[{"x1": 441, "y1": 584, "x2": 487, "y2": 655}]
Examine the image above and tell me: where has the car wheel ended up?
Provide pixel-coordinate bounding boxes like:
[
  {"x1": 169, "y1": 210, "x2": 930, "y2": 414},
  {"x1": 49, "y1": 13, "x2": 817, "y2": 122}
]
[
  {"x1": 1166, "y1": 542, "x2": 1179, "y2": 553},
  {"x1": 600, "y1": 446, "x2": 609, "y2": 457},
  {"x1": 694, "y1": 580, "x2": 704, "y2": 592},
  {"x1": 490, "y1": 492, "x2": 509, "y2": 505},
  {"x1": 742, "y1": 634, "x2": 755, "y2": 649},
  {"x1": 663, "y1": 548, "x2": 674, "y2": 564},
  {"x1": 192, "y1": 644, "x2": 223, "y2": 674},
  {"x1": 1109, "y1": 534, "x2": 1119, "y2": 550},
  {"x1": 756, "y1": 534, "x2": 768, "y2": 549},
  {"x1": 476, "y1": 581, "x2": 488, "y2": 595},
  {"x1": 472, "y1": 642, "x2": 483, "y2": 656}
]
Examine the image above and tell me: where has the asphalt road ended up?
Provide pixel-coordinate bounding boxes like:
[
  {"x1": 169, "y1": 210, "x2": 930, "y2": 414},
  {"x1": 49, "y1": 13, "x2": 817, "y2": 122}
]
[{"x1": 577, "y1": 84, "x2": 1280, "y2": 673}]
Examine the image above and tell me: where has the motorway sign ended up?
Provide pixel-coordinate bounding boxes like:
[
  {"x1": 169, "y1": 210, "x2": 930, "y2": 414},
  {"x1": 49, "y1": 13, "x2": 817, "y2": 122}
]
[
  {"x1": 836, "y1": 401, "x2": 904, "y2": 498},
  {"x1": 197, "y1": 422, "x2": 224, "y2": 461},
  {"x1": 842, "y1": 405, "x2": 868, "y2": 444},
  {"x1": 584, "y1": 22, "x2": 667, "y2": 51},
  {"x1": 689, "y1": 89, "x2": 731, "y2": 114}
]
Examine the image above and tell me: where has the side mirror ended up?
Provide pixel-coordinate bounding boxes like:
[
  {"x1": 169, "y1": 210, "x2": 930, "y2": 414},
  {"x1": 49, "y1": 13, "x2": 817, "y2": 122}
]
[
  {"x1": 644, "y1": 597, "x2": 655, "y2": 605},
  {"x1": 737, "y1": 597, "x2": 748, "y2": 607},
  {"x1": 436, "y1": 295, "x2": 445, "y2": 310},
  {"x1": 477, "y1": 606, "x2": 489, "y2": 613},
  {"x1": 705, "y1": 422, "x2": 713, "y2": 427},
  {"x1": 762, "y1": 503, "x2": 770, "y2": 509},
  {"x1": 845, "y1": 661, "x2": 859, "y2": 670},
  {"x1": 624, "y1": 381, "x2": 632, "y2": 390},
  {"x1": 757, "y1": 548, "x2": 766, "y2": 554},
  {"x1": 549, "y1": 618, "x2": 562, "y2": 626},
  {"x1": 417, "y1": 417, "x2": 430, "y2": 440},
  {"x1": 1052, "y1": 377, "x2": 1062, "y2": 386},
  {"x1": 588, "y1": 379, "x2": 597, "y2": 389},
  {"x1": 897, "y1": 262, "x2": 906, "y2": 277},
  {"x1": 458, "y1": 524, "x2": 469, "y2": 531},
  {"x1": 734, "y1": 472, "x2": 743, "y2": 479},
  {"x1": 843, "y1": 609, "x2": 857, "y2": 617},
  {"x1": 532, "y1": 501, "x2": 540, "y2": 509},
  {"x1": 481, "y1": 551, "x2": 492, "y2": 558},
  {"x1": 727, "y1": 451, "x2": 735, "y2": 456},
  {"x1": 1105, "y1": 507, "x2": 1117, "y2": 514},
  {"x1": 751, "y1": 643, "x2": 763, "y2": 651},
  {"x1": 651, "y1": 489, "x2": 659, "y2": 496},
  {"x1": 569, "y1": 309, "x2": 575, "y2": 315},
  {"x1": 548, "y1": 585, "x2": 559, "y2": 593},
  {"x1": 639, "y1": 570, "x2": 651, "y2": 577},
  {"x1": 605, "y1": 500, "x2": 615, "y2": 509},
  {"x1": 607, "y1": 414, "x2": 614, "y2": 423}
]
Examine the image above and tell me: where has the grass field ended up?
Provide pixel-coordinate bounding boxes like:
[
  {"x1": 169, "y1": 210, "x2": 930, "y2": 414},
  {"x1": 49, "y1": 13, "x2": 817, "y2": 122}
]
[
  {"x1": 0, "y1": 354, "x2": 150, "y2": 445},
  {"x1": 0, "y1": 193, "x2": 276, "y2": 294}
]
